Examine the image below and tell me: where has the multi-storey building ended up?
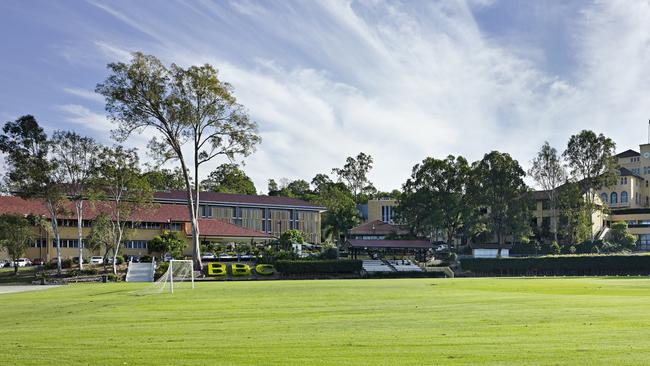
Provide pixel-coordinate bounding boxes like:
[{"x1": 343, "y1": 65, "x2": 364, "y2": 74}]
[
  {"x1": 0, "y1": 191, "x2": 325, "y2": 261},
  {"x1": 364, "y1": 198, "x2": 398, "y2": 223},
  {"x1": 154, "y1": 191, "x2": 325, "y2": 243}
]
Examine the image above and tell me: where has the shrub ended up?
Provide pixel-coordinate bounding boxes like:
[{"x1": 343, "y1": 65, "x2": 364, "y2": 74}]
[
  {"x1": 461, "y1": 254, "x2": 650, "y2": 276},
  {"x1": 154, "y1": 262, "x2": 169, "y2": 280},
  {"x1": 275, "y1": 260, "x2": 362, "y2": 274},
  {"x1": 140, "y1": 255, "x2": 152, "y2": 263},
  {"x1": 61, "y1": 259, "x2": 72, "y2": 269},
  {"x1": 319, "y1": 246, "x2": 338, "y2": 260}
]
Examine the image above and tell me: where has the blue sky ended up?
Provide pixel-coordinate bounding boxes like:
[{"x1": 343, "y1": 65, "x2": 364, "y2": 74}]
[{"x1": 1, "y1": 0, "x2": 650, "y2": 192}]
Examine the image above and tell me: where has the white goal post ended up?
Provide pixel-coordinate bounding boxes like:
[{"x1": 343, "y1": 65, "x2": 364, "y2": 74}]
[{"x1": 168, "y1": 259, "x2": 195, "y2": 293}]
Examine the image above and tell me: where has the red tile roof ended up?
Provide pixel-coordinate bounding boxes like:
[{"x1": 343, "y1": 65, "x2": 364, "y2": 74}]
[
  {"x1": 348, "y1": 239, "x2": 432, "y2": 249},
  {"x1": 196, "y1": 219, "x2": 272, "y2": 238},
  {"x1": 154, "y1": 190, "x2": 325, "y2": 209},
  {"x1": 0, "y1": 196, "x2": 189, "y2": 222}
]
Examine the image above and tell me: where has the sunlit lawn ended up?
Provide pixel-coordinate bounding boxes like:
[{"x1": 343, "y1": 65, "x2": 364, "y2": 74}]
[{"x1": 2, "y1": 277, "x2": 650, "y2": 365}]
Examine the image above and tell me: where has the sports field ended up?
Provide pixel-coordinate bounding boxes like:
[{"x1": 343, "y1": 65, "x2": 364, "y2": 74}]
[{"x1": 2, "y1": 277, "x2": 650, "y2": 365}]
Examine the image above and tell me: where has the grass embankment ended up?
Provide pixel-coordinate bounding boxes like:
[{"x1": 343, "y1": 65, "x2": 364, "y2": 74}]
[
  {"x1": 0, "y1": 267, "x2": 36, "y2": 284},
  {"x1": 2, "y1": 277, "x2": 650, "y2": 365}
]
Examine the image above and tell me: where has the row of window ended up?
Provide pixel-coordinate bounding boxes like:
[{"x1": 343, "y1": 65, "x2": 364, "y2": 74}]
[
  {"x1": 55, "y1": 219, "x2": 182, "y2": 231},
  {"x1": 381, "y1": 205, "x2": 395, "y2": 223},
  {"x1": 601, "y1": 192, "x2": 629, "y2": 204},
  {"x1": 31, "y1": 239, "x2": 149, "y2": 249}
]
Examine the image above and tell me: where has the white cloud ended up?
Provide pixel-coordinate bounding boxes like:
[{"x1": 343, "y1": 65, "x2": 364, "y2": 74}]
[
  {"x1": 60, "y1": 0, "x2": 650, "y2": 192},
  {"x1": 62, "y1": 87, "x2": 105, "y2": 103},
  {"x1": 58, "y1": 104, "x2": 113, "y2": 132}
]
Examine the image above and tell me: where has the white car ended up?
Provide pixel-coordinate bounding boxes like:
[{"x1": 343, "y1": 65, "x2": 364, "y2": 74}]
[
  {"x1": 89, "y1": 256, "x2": 104, "y2": 265},
  {"x1": 12, "y1": 258, "x2": 31, "y2": 267},
  {"x1": 0, "y1": 259, "x2": 10, "y2": 268},
  {"x1": 163, "y1": 254, "x2": 173, "y2": 262},
  {"x1": 201, "y1": 252, "x2": 215, "y2": 260}
]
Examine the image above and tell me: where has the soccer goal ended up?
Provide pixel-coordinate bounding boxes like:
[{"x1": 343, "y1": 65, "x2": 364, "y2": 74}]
[{"x1": 137, "y1": 260, "x2": 195, "y2": 295}]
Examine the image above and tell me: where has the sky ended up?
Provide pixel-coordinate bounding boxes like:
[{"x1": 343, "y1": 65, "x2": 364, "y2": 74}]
[{"x1": 1, "y1": 0, "x2": 650, "y2": 193}]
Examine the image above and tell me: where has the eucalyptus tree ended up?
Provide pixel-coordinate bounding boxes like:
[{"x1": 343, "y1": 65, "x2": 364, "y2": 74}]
[
  {"x1": 200, "y1": 163, "x2": 256, "y2": 194},
  {"x1": 97, "y1": 52, "x2": 260, "y2": 269},
  {"x1": 0, "y1": 214, "x2": 34, "y2": 275},
  {"x1": 399, "y1": 155, "x2": 471, "y2": 250},
  {"x1": 469, "y1": 151, "x2": 532, "y2": 257},
  {"x1": 0, "y1": 115, "x2": 66, "y2": 273},
  {"x1": 317, "y1": 182, "x2": 360, "y2": 257},
  {"x1": 94, "y1": 145, "x2": 152, "y2": 275},
  {"x1": 51, "y1": 131, "x2": 100, "y2": 269},
  {"x1": 332, "y1": 152, "x2": 375, "y2": 203},
  {"x1": 563, "y1": 130, "x2": 616, "y2": 241},
  {"x1": 528, "y1": 142, "x2": 566, "y2": 243}
]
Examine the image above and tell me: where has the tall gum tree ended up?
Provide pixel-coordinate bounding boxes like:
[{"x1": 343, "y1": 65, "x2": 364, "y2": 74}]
[
  {"x1": 0, "y1": 115, "x2": 66, "y2": 273},
  {"x1": 96, "y1": 53, "x2": 260, "y2": 269},
  {"x1": 51, "y1": 131, "x2": 99, "y2": 269},
  {"x1": 528, "y1": 142, "x2": 566, "y2": 243},
  {"x1": 563, "y1": 130, "x2": 616, "y2": 241}
]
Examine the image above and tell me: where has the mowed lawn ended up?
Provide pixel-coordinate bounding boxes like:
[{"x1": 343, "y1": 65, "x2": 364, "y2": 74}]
[{"x1": 2, "y1": 278, "x2": 650, "y2": 365}]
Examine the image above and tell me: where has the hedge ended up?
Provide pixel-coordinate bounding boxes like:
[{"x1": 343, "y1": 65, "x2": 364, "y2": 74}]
[
  {"x1": 461, "y1": 254, "x2": 650, "y2": 276},
  {"x1": 274, "y1": 260, "x2": 362, "y2": 274}
]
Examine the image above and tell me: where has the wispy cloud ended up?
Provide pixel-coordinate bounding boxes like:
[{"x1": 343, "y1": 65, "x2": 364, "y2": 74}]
[
  {"x1": 5, "y1": 0, "x2": 650, "y2": 191},
  {"x1": 62, "y1": 87, "x2": 105, "y2": 103}
]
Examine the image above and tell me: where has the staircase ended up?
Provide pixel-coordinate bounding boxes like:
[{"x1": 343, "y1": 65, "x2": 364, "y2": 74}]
[{"x1": 126, "y1": 261, "x2": 155, "y2": 282}]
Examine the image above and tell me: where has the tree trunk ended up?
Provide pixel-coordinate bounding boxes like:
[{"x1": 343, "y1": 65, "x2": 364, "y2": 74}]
[
  {"x1": 46, "y1": 201, "x2": 62, "y2": 275},
  {"x1": 193, "y1": 152, "x2": 203, "y2": 270},
  {"x1": 76, "y1": 200, "x2": 84, "y2": 270}
]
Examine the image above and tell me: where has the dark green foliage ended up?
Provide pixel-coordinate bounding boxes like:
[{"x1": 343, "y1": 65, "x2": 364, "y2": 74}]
[
  {"x1": 279, "y1": 229, "x2": 307, "y2": 250},
  {"x1": 61, "y1": 259, "x2": 72, "y2": 269},
  {"x1": 461, "y1": 255, "x2": 650, "y2": 276},
  {"x1": 275, "y1": 260, "x2": 362, "y2": 274},
  {"x1": 140, "y1": 256, "x2": 153, "y2": 263},
  {"x1": 331, "y1": 152, "x2": 376, "y2": 203},
  {"x1": 148, "y1": 230, "x2": 186, "y2": 258},
  {"x1": 609, "y1": 221, "x2": 637, "y2": 250},
  {"x1": 142, "y1": 167, "x2": 189, "y2": 191},
  {"x1": 200, "y1": 163, "x2": 256, "y2": 194}
]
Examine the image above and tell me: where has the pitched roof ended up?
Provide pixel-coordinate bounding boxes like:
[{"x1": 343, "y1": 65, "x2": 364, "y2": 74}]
[
  {"x1": 616, "y1": 149, "x2": 640, "y2": 158},
  {"x1": 470, "y1": 243, "x2": 514, "y2": 249},
  {"x1": 153, "y1": 190, "x2": 325, "y2": 210},
  {"x1": 196, "y1": 219, "x2": 273, "y2": 238},
  {"x1": 0, "y1": 196, "x2": 189, "y2": 222},
  {"x1": 349, "y1": 220, "x2": 410, "y2": 236},
  {"x1": 619, "y1": 167, "x2": 644, "y2": 180},
  {"x1": 348, "y1": 239, "x2": 432, "y2": 249}
]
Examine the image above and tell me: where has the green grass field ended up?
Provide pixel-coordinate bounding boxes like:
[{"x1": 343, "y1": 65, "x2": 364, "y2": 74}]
[{"x1": 2, "y1": 277, "x2": 650, "y2": 365}]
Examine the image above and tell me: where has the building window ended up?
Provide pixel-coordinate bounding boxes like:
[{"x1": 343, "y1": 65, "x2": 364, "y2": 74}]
[
  {"x1": 123, "y1": 240, "x2": 148, "y2": 249},
  {"x1": 169, "y1": 223, "x2": 182, "y2": 231},
  {"x1": 56, "y1": 239, "x2": 79, "y2": 248},
  {"x1": 621, "y1": 191, "x2": 628, "y2": 203},
  {"x1": 600, "y1": 193, "x2": 608, "y2": 204},
  {"x1": 381, "y1": 205, "x2": 394, "y2": 223},
  {"x1": 638, "y1": 234, "x2": 650, "y2": 250},
  {"x1": 32, "y1": 238, "x2": 47, "y2": 248},
  {"x1": 200, "y1": 205, "x2": 212, "y2": 218},
  {"x1": 610, "y1": 192, "x2": 618, "y2": 204},
  {"x1": 542, "y1": 200, "x2": 551, "y2": 210}
]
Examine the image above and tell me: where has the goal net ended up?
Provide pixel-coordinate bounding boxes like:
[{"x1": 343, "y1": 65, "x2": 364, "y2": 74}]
[{"x1": 135, "y1": 260, "x2": 195, "y2": 295}]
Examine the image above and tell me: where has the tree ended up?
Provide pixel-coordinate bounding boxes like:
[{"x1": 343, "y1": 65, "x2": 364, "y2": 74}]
[
  {"x1": 332, "y1": 152, "x2": 375, "y2": 203},
  {"x1": 148, "y1": 231, "x2": 186, "y2": 259},
  {"x1": 529, "y1": 142, "x2": 566, "y2": 243},
  {"x1": 609, "y1": 221, "x2": 637, "y2": 251},
  {"x1": 469, "y1": 151, "x2": 532, "y2": 256},
  {"x1": 399, "y1": 155, "x2": 471, "y2": 250},
  {"x1": 97, "y1": 52, "x2": 261, "y2": 270},
  {"x1": 0, "y1": 214, "x2": 34, "y2": 275},
  {"x1": 0, "y1": 115, "x2": 66, "y2": 274},
  {"x1": 556, "y1": 182, "x2": 591, "y2": 246},
  {"x1": 93, "y1": 145, "x2": 152, "y2": 274},
  {"x1": 85, "y1": 212, "x2": 122, "y2": 269},
  {"x1": 267, "y1": 179, "x2": 280, "y2": 195},
  {"x1": 200, "y1": 163, "x2": 256, "y2": 194},
  {"x1": 563, "y1": 130, "x2": 616, "y2": 241},
  {"x1": 51, "y1": 131, "x2": 100, "y2": 270},
  {"x1": 279, "y1": 229, "x2": 307, "y2": 250},
  {"x1": 311, "y1": 174, "x2": 333, "y2": 195},
  {"x1": 317, "y1": 183, "x2": 360, "y2": 257},
  {"x1": 142, "y1": 166, "x2": 189, "y2": 191}
]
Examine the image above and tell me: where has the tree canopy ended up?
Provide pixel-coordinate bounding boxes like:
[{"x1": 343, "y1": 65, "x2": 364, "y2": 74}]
[{"x1": 200, "y1": 163, "x2": 256, "y2": 195}]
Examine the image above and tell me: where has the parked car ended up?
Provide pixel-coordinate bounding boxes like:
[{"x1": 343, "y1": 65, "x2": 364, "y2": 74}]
[
  {"x1": 12, "y1": 258, "x2": 32, "y2": 267},
  {"x1": 0, "y1": 259, "x2": 10, "y2": 268},
  {"x1": 201, "y1": 252, "x2": 215, "y2": 260},
  {"x1": 163, "y1": 253, "x2": 173, "y2": 262},
  {"x1": 89, "y1": 256, "x2": 104, "y2": 265},
  {"x1": 127, "y1": 255, "x2": 140, "y2": 263},
  {"x1": 435, "y1": 244, "x2": 449, "y2": 253}
]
